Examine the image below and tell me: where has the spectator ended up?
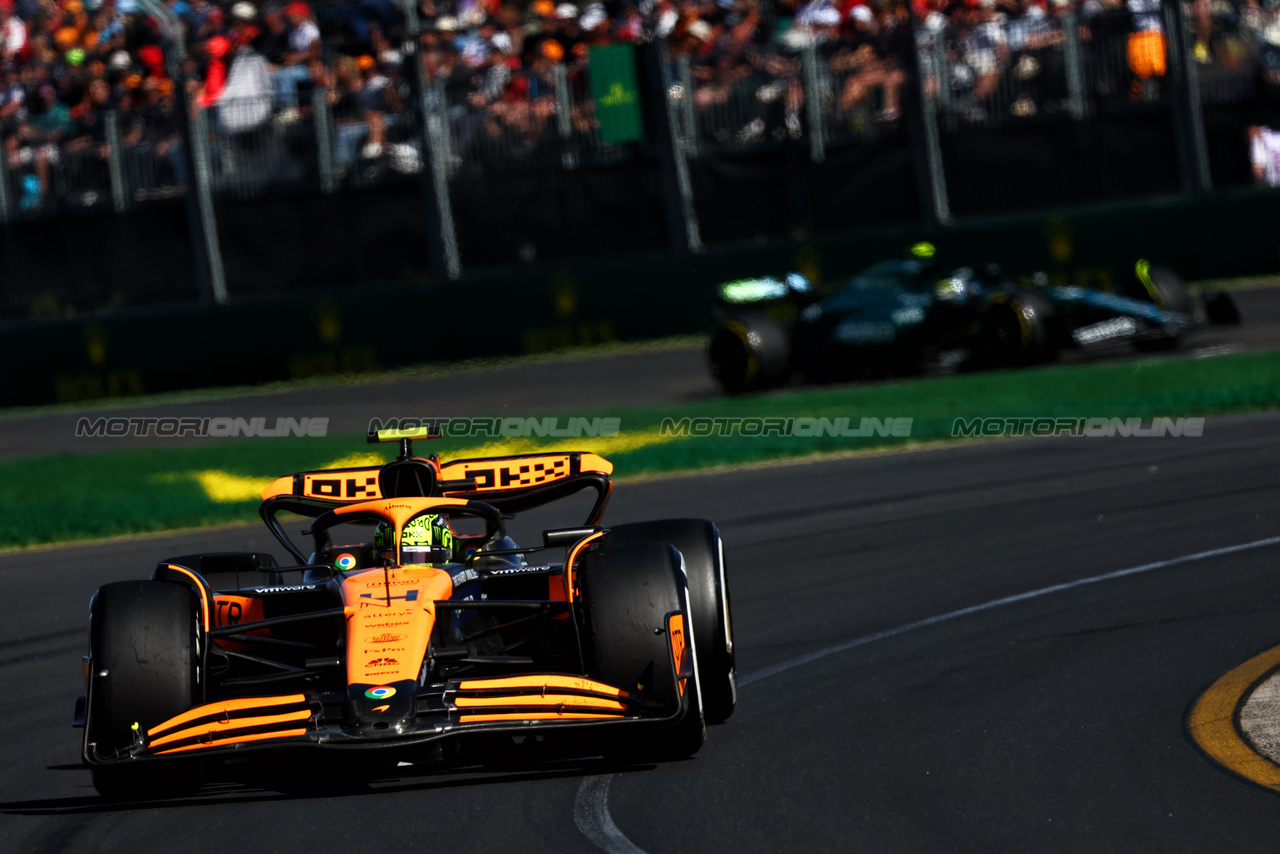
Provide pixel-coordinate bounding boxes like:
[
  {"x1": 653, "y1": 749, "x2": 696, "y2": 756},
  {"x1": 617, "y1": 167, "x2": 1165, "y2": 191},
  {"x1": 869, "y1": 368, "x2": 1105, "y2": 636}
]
[
  {"x1": 13, "y1": 84, "x2": 75, "y2": 208},
  {"x1": 1125, "y1": 0, "x2": 1165, "y2": 99},
  {"x1": 0, "y1": 0, "x2": 26, "y2": 64},
  {"x1": 1244, "y1": 0, "x2": 1280, "y2": 86},
  {"x1": 273, "y1": 0, "x2": 317, "y2": 110},
  {"x1": 1250, "y1": 124, "x2": 1280, "y2": 186},
  {"x1": 256, "y1": 1, "x2": 291, "y2": 65},
  {"x1": 218, "y1": 15, "x2": 272, "y2": 133}
]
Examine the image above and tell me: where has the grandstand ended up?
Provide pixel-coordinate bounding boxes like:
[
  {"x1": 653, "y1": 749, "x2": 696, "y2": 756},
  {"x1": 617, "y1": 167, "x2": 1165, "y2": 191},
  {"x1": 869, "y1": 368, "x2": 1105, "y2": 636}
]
[{"x1": 0, "y1": 0, "x2": 1277, "y2": 316}]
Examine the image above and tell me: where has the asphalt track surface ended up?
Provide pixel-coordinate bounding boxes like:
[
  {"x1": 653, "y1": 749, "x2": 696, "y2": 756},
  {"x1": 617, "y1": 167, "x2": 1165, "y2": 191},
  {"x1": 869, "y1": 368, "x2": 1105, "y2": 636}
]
[
  {"x1": 5, "y1": 410, "x2": 1280, "y2": 852},
  {"x1": 2, "y1": 286, "x2": 1280, "y2": 460}
]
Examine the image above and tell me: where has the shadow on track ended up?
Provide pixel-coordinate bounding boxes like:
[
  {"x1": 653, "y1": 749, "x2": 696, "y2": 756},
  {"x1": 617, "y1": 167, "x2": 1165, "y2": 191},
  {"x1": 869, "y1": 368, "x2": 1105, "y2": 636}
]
[{"x1": 8, "y1": 757, "x2": 660, "y2": 817}]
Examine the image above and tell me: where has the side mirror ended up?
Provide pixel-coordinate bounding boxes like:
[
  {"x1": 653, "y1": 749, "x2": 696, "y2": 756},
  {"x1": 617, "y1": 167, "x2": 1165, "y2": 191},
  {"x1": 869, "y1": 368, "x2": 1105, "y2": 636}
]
[{"x1": 542, "y1": 527, "x2": 601, "y2": 548}]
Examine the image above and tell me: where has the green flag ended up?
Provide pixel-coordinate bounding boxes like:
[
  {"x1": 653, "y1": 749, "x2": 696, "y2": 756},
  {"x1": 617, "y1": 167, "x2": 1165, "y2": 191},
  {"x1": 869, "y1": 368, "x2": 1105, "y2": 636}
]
[{"x1": 588, "y1": 45, "x2": 644, "y2": 145}]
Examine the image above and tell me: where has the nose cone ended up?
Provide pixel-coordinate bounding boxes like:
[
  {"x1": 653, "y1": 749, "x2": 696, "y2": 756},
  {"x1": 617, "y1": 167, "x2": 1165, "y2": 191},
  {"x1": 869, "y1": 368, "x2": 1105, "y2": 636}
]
[{"x1": 345, "y1": 680, "x2": 418, "y2": 736}]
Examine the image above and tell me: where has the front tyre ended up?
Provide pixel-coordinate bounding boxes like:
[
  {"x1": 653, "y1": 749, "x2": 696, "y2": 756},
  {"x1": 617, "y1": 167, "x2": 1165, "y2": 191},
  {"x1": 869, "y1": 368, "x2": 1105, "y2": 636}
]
[
  {"x1": 87, "y1": 581, "x2": 202, "y2": 801},
  {"x1": 601, "y1": 520, "x2": 736, "y2": 724},
  {"x1": 577, "y1": 542, "x2": 705, "y2": 762},
  {"x1": 980, "y1": 290, "x2": 1057, "y2": 367},
  {"x1": 708, "y1": 312, "x2": 790, "y2": 394}
]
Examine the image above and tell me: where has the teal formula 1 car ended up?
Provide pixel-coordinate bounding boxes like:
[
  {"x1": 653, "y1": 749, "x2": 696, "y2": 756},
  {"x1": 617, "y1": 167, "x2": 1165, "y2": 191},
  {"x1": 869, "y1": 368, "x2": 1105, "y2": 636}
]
[{"x1": 707, "y1": 253, "x2": 1240, "y2": 393}]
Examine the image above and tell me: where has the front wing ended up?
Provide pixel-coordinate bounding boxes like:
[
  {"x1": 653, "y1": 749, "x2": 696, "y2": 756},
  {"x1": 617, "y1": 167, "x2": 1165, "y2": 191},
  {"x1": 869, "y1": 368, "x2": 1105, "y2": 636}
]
[{"x1": 84, "y1": 625, "x2": 694, "y2": 764}]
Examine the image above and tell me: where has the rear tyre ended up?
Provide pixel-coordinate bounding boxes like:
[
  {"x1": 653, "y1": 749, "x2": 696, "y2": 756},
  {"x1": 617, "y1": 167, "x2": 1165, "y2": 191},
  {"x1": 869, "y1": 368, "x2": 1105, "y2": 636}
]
[
  {"x1": 577, "y1": 543, "x2": 705, "y2": 762},
  {"x1": 1202, "y1": 289, "x2": 1241, "y2": 325},
  {"x1": 601, "y1": 520, "x2": 735, "y2": 724},
  {"x1": 708, "y1": 312, "x2": 790, "y2": 394},
  {"x1": 88, "y1": 581, "x2": 202, "y2": 801}
]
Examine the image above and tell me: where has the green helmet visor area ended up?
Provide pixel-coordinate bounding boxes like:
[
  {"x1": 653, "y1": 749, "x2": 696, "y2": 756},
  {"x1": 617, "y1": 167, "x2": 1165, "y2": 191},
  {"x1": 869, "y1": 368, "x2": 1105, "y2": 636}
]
[{"x1": 399, "y1": 512, "x2": 456, "y2": 565}]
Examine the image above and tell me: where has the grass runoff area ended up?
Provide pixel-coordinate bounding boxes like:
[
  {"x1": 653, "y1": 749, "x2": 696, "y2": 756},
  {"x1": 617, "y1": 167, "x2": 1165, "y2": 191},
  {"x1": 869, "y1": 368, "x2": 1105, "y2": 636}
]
[{"x1": 6, "y1": 348, "x2": 1280, "y2": 549}]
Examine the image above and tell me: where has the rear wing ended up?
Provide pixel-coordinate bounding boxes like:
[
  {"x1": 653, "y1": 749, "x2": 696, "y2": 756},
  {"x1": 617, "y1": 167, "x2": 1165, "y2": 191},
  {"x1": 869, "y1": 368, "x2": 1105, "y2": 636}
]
[
  {"x1": 259, "y1": 450, "x2": 613, "y2": 562},
  {"x1": 437, "y1": 452, "x2": 613, "y2": 520}
]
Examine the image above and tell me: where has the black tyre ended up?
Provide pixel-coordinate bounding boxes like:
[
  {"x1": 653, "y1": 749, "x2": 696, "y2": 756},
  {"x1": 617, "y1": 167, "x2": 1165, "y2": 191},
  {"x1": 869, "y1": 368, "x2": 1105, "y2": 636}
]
[
  {"x1": 980, "y1": 291, "x2": 1055, "y2": 367},
  {"x1": 708, "y1": 312, "x2": 790, "y2": 394},
  {"x1": 577, "y1": 542, "x2": 705, "y2": 762},
  {"x1": 1203, "y1": 289, "x2": 1241, "y2": 325},
  {"x1": 88, "y1": 581, "x2": 201, "y2": 801},
  {"x1": 602, "y1": 520, "x2": 735, "y2": 724}
]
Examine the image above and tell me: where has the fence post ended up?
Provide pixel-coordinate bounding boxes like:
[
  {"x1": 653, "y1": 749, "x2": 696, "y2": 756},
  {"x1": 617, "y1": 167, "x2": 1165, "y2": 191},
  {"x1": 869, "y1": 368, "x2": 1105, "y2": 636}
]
[
  {"x1": 105, "y1": 111, "x2": 128, "y2": 213},
  {"x1": 1062, "y1": 12, "x2": 1087, "y2": 120},
  {"x1": 641, "y1": 40, "x2": 701, "y2": 254},
  {"x1": 189, "y1": 106, "x2": 228, "y2": 301},
  {"x1": 398, "y1": 0, "x2": 460, "y2": 280},
  {"x1": 1163, "y1": 0, "x2": 1212, "y2": 194},
  {"x1": 424, "y1": 95, "x2": 461, "y2": 279},
  {"x1": 677, "y1": 56, "x2": 698, "y2": 159},
  {"x1": 135, "y1": 0, "x2": 227, "y2": 304},
  {"x1": 800, "y1": 41, "x2": 826, "y2": 163},
  {"x1": 552, "y1": 63, "x2": 578, "y2": 169},
  {"x1": 432, "y1": 79, "x2": 455, "y2": 167},
  {"x1": 933, "y1": 31, "x2": 951, "y2": 117},
  {"x1": 908, "y1": 16, "x2": 952, "y2": 225},
  {"x1": 0, "y1": 143, "x2": 10, "y2": 223},
  {"x1": 400, "y1": 0, "x2": 458, "y2": 278},
  {"x1": 312, "y1": 87, "x2": 337, "y2": 194}
]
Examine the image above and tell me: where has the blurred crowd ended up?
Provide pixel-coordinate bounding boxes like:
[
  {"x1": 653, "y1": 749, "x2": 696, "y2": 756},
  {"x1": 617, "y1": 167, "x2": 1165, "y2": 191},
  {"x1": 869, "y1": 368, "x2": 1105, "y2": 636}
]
[{"x1": 2, "y1": 0, "x2": 1280, "y2": 210}]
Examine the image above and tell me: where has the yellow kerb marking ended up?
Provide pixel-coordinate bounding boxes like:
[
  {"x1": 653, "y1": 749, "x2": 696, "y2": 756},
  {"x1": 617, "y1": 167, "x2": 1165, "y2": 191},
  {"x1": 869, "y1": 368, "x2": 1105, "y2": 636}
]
[{"x1": 1188, "y1": 643, "x2": 1280, "y2": 792}]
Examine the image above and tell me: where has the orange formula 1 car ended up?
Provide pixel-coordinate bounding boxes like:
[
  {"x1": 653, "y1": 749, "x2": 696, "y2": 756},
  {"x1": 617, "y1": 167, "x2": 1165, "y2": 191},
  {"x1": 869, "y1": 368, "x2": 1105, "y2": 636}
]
[{"x1": 74, "y1": 429, "x2": 734, "y2": 800}]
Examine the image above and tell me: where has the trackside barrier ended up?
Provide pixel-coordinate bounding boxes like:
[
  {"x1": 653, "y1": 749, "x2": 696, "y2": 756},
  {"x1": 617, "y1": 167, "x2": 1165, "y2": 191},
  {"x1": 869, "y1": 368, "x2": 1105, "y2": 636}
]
[{"x1": 4, "y1": 186, "x2": 1278, "y2": 407}]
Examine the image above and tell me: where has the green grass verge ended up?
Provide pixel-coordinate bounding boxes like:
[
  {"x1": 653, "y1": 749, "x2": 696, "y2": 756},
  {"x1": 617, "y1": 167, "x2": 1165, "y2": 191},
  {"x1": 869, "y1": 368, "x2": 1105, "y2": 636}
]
[{"x1": 6, "y1": 349, "x2": 1280, "y2": 550}]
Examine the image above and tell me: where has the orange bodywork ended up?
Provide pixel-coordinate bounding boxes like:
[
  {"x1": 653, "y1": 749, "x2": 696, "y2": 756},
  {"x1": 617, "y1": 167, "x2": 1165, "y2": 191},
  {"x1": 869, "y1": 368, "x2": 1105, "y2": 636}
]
[
  {"x1": 149, "y1": 709, "x2": 313, "y2": 748},
  {"x1": 668, "y1": 613, "x2": 689, "y2": 697},
  {"x1": 210, "y1": 593, "x2": 267, "y2": 651},
  {"x1": 562, "y1": 531, "x2": 604, "y2": 601},
  {"x1": 154, "y1": 728, "x2": 311, "y2": 755},
  {"x1": 146, "y1": 694, "x2": 308, "y2": 737},
  {"x1": 438, "y1": 453, "x2": 613, "y2": 493},
  {"x1": 455, "y1": 694, "x2": 627, "y2": 711},
  {"x1": 458, "y1": 712, "x2": 625, "y2": 722},
  {"x1": 260, "y1": 475, "x2": 295, "y2": 501},
  {"x1": 261, "y1": 465, "x2": 403, "y2": 503},
  {"x1": 164, "y1": 565, "x2": 211, "y2": 632},
  {"x1": 340, "y1": 564, "x2": 453, "y2": 685},
  {"x1": 457, "y1": 675, "x2": 629, "y2": 696}
]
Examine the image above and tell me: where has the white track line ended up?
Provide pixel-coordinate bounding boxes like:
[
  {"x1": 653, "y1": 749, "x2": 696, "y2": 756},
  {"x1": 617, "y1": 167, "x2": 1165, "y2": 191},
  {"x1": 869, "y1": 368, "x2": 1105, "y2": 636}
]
[
  {"x1": 740, "y1": 535, "x2": 1280, "y2": 687},
  {"x1": 574, "y1": 774, "x2": 648, "y2": 854},
  {"x1": 575, "y1": 534, "x2": 1280, "y2": 853}
]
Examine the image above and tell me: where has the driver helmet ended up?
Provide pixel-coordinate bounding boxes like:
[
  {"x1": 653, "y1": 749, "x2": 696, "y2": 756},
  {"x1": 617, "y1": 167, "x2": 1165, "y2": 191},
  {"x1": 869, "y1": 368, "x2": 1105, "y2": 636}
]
[
  {"x1": 399, "y1": 513, "x2": 456, "y2": 566},
  {"x1": 372, "y1": 521, "x2": 396, "y2": 563}
]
